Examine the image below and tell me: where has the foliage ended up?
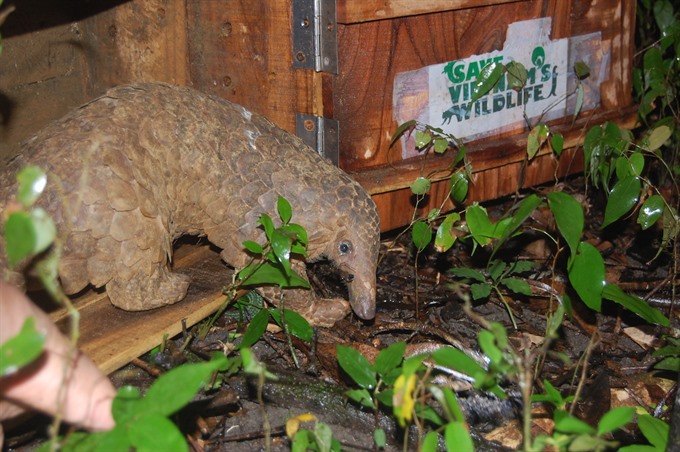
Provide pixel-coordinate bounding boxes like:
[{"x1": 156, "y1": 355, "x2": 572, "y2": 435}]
[
  {"x1": 45, "y1": 355, "x2": 229, "y2": 452},
  {"x1": 0, "y1": 317, "x2": 45, "y2": 377}
]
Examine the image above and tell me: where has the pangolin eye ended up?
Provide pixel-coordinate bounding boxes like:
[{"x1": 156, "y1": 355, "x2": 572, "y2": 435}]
[{"x1": 338, "y1": 241, "x2": 352, "y2": 255}]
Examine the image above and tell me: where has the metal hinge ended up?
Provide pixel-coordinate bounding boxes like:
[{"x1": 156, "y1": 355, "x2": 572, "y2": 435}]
[
  {"x1": 292, "y1": 0, "x2": 338, "y2": 73},
  {"x1": 296, "y1": 113, "x2": 339, "y2": 166}
]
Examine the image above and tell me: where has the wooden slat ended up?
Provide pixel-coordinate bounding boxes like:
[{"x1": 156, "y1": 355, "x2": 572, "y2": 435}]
[
  {"x1": 49, "y1": 246, "x2": 233, "y2": 375},
  {"x1": 337, "y1": 0, "x2": 526, "y2": 24}
]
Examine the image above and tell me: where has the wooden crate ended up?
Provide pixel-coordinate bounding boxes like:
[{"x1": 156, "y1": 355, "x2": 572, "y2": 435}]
[{"x1": 1, "y1": 0, "x2": 637, "y2": 231}]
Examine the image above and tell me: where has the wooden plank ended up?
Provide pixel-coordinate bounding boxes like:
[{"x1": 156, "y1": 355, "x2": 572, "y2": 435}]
[
  {"x1": 49, "y1": 245, "x2": 233, "y2": 375},
  {"x1": 337, "y1": 0, "x2": 526, "y2": 24},
  {"x1": 335, "y1": 1, "x2": 545, "y2": 172},
  {"x1": 187, "y1": 1, "x2": 316, "y2": 134},
  {"x1": 82, "y1": 0, "x2": 190, "y2": 97}
]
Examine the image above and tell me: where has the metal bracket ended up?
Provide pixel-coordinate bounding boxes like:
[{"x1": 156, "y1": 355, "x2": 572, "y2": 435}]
[
  {"x1": 296, "y1": 113, "x2": 339, "y2": 166},
  {"x1": 292, "y1": 0, "x2": 338, "y2": 73}
]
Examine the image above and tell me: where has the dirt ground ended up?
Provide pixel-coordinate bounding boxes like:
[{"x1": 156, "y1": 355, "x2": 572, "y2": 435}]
[{"x1": 4, "y1": 177, "x2": 679, "y2": 451}]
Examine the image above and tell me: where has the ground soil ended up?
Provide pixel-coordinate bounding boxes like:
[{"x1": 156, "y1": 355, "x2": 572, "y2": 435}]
[{"x1": 4, "y1": 176, "x2": 678, "y2": 451}]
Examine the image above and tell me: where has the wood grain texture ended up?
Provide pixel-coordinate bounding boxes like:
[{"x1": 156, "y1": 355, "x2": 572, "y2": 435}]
[
  {"x1": 187, "y1": 1, "x2": 316, "y2": 134},
  {"x1": 337, "y1": 0, "x2": 527, "y2": 24},
  {"x1": 50, "y1": 245, "x2": 232, "y2": 375}
]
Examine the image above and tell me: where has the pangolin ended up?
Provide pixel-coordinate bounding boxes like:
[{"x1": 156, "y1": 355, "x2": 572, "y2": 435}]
[{"x1": 0, "y1": 83, "x2": 380, "y2": 327}]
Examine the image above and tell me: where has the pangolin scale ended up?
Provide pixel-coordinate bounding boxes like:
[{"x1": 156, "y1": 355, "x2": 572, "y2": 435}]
[{"x1": 0, "y1": 83, "x2": 380, "y2": 327}]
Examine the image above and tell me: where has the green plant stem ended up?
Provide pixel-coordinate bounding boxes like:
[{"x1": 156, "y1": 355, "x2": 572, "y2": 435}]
[{"x1": 492, "y1": 285, "x2": 518, "y2": 330}]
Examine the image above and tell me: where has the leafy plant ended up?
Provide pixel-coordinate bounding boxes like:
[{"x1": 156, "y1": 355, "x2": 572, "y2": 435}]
[{"x1": 47, "y1": 354, "x2": 229, "y2": 452}]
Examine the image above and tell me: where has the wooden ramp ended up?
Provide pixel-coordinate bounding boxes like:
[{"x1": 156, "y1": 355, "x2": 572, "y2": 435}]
[{"x1": 48, "y1": 245, "x2": 233, "y2": 375}]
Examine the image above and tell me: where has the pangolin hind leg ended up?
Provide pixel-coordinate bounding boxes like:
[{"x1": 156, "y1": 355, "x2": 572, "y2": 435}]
[{"x1": 105, "y1": 265, "x2": 191, "y2": 311}]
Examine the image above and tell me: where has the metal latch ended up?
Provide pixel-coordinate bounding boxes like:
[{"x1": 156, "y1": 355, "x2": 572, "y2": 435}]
[
  {"x1": 292, "y1": 0, "x2": 338, "y2": 73},
  {"x1": 296, "y1": 113, "x2": 339, "y2": 166}
]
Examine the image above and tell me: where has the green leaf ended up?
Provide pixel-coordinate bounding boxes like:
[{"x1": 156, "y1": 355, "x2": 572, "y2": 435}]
[
  {"x1": 478, "y1": 330, "x2": 502, "y2": 364},
  {"x1": 433, "y1": 137, "x2": 449, "y2": 153},
  {"x1": 431, "y1": 345, "x2": 487, "y2": 379},
  {"x1": 500, "y1": 277, "x2": 532, "y2": 296},
  {"x1": 554, "y1": 410, "x2": 596, "y2": 434},
  {"x1": 574, "y1": 84, "x2": 585, "y2": 120},
  {"x1": 527, "y1": 124, "x2": 549, "y2": 160},
  {"x1": 240, "y1": 308, "x2": 270, "y2": 348},
  {"x1": 574, "y1": 61, "x2": 591, "y2": 79},
  {"x1": 645, "y1": 125, "x2": 672, "y2": 151},
  {"x1": 445, "y1": 422, "x2": 474, "y2": 452},
  {"x1": 602, "y1": 284, "x2": 669, "y2": 326},
  {"x1": 637, "y1": 414, "x2": 669, "y2": 450},
  {"x1": 112, "y1": 386, "x2": 143, "y2": 424},
  {"x1": 494, "y1": 194, "x2": 542, "y2": 252},
  {"x1": 0, "y1": 317, "x2": 45, "y2": 377},
  {"x1": 346, "y1": 388, "x2": 373, "y2": 408},
  {"x1": 5, "y1": 212, "x2": 36, "y2": 267},
  {"x1": 269, "y1": 308, "x2": 313, "y2": 342},
  {"x1": 637, "y1": 195, "x2": 665, "y2": 230},
  {"x1": 449, "y1": 267, "x2": 487, "y2": 282},
  {"x1": 568, "y1": 242, "x2": 605, "y2": 311},
  {"x1": 410, "y1": 176, "x2": 431, "y2": 195},
  {"x1": 390, "y1": 120, "x2": 417, "y2": 147},
  {"x1": 238, "y1": 261, "x2": 310, "y2": 289},
  {"x1": 449, "y1": 172, "x2": 469, "y2": 203},
  {"x1": 373, "y1": 428, "x2": 387, "y2": 449},
  {"x1": 466, "y1": 204, "x2": 494, "y2": 246},
  {"x1": 258, "y1": 214, "x2": 275, "y2": 240},
  {"x1": 471, "y1": 283, "x2": 492, "y2": 300},
  {"x1": 653, "y1": 0, "x2": 675, "y2": 34},
  {"x1": 277, "y1": 196, "x2": 292, "y2": 224},
  {"x1": 270, "y1": 229, "x2": 292, "y2": 269},
  {"x1": 336, "y1": 345, "x2": 377, "y2": 390},
  {"x1": 602, "y1": 176, "x2": 641, "y2": 228},
  {"x1": 548, "y1": 191, "x2": 584, "y2": 258},
  {"x1": 414, "y1": 130, "x2": 432, "y2": 149},
  {"x1": 373, "y1": 341, "x2": 405, "y2": 377},
  {"x1": 505, "y1": 61, "x2": 527, "y2": 91},
  {"x1": 412, "y1": 220, "x2": 432, "y2": 252},
  {"x1": 139, "y1": 360, "x2": 222, "y2": 417},
  {"x1": 243, "y1": 240, "x2": 263, "y2": 254},
  {"x1": 597, "y1": 406, "x2": 635, "y2": 436},
  {"x1": 129, "y1": 413, "x2": 188, "y2": 452},
  {"x1": 434, "y1": 212, "x2": 460, "y2": 252},
  {"x1": 471, "y1": 62, "x2": 505, "y2": 104},
  {"x1": 16, "y1": 166, "x2": 47, "y2": 207},
  {"x1": 551, "y1": 132, "x2": 564, "y2": 156},
  {"x1": 421, "y1": 431, "x2": 439, "y2": 452}
]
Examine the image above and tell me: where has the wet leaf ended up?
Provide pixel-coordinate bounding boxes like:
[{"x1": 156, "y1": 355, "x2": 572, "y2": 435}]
[
  {"x1": 548, "y1": 191, "x2": 584, "y2": 258},
  {"x1": 412, "y1": 220, "x2": 432, "y2": 252},
  {"x1": 373, "y1": 341, "x2": 405, "y2": 377},
  {"x1": 243, "y1": 240, "x2": 263, "y2": 254},
  {"x1": 597, "y1": 406, "x2": 635, "y2": 436},
  {"x1": 410, "y1": 176, "x2": 431, "y2": 195},
  {"x1": 449, "y1": 172, "x2": 469, "y2": 203},
  {"x1": 433, "y1": 137, "x2": 449, "y2": 153},
  {"x1": 568, "y1": 242, "x2": 605, "y2": 311},
  {"x1": 471, "y1": 62, "x2": 504, "y2": 104},
  {"x1": 240, "y1": 307, "x2": 270, "y2": 348},
  {"x1": 434, "y1": 212, "x2": 460, "y2": 252},
  {"x1": 506, "y1": 61, "x2": 527, "y2": 91},
  {"x1": 574, "y1": 61, "x2": 591, "y2": 79},
  {"x1": 414, "y1": 130, "x2": 431, "y2": 149},
  {"x1": 493, "y1": 194, "x2": 542, "y2": 253},
  {"x1": 551, "y1": 132, "x2": 564, "y2": 156},
  {"x1": 16, "y1": 166, "x2": 47, "y2": 207},
  {"x1": 466, "y1": 204, "x2": 493, "y2": 246},
  {"x1": 0, "y1": 317, "x2": 45, "y2": 377},
  {"x1": 389, "y1": 119, "x2": 416, "y2": 147},
  {"x1": 269, "y1": 309, "x2": 313, "y2": 342},
  {"x1": 602, "y1": 284, "x2": 669, "y2": 326},
  {"x1": 527, "y1": 124, "x2": 549, "y2": 159},
  {"x1": 445, "y1": 422, "x2": 474, "y2": 452},
  {"x1": 645, "y1": 125, "x2": 672, "y2": 151},
  {"x1": 277, "y1": 196, "x2": 292, "y2": 224},
  {"x1": 637, "y1": 195, "x2": 665, "y2": 230},
  {"x1": 602, "y1": 176, "x2": 641, "y2": 228},
  {"x1": 336, "y1": 345, "x2": 376, "y2": 390},
  {"x1": 637, "y1": 414, "x2": 669, "y2": 450}
]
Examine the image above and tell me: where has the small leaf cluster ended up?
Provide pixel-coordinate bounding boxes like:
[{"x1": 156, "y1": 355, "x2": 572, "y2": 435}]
[
  {"x1": 336, "y1": 342, "x2": 478, "y2": 451},
  {"x1": 238, "y1": 196, "x2": 310, "y2": 289},
  {"x1": 49, "y1": 355, "x2": 229, "y2": 452},
  {"x1": 287, "y1": 413, "x2": 341, "y2": 452}
]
